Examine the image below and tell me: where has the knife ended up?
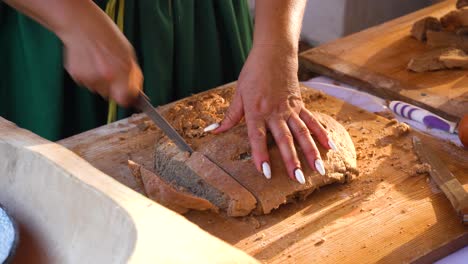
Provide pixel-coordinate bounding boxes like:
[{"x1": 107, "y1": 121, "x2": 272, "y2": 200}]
[
  {"x1": 134, "y1": 91, "x2": 194, "y2": 153},
  {"x1": 389, "y1": 101, "x2": 458, "y2": 134},
  {"x1": 412, "y1": 136, "x2": 468, "y2": 225}
]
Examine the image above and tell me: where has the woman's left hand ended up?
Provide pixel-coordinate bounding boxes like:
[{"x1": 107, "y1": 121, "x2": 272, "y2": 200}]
[{"x1": 209, "y1": 45, "x2": 335, "y2": 183}]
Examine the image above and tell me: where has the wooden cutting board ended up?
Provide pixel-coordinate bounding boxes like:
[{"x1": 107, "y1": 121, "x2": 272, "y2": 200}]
[
  {"x1": 300, "y1": 0, "x2": 467, "y2": 122},
  {"x1": 58, "y1": 82, "x2": 468, "y2": 263}
]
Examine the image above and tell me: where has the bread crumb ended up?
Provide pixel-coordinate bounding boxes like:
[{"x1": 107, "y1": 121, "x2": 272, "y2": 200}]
[
  {"x1": 165, "y1": 89, "x2": 233, "y2": 138},
  {"x1": 245, "y1": 216, "x2": 261, "y2": 229},
  {"x1": 385, "y1": 119, "x2": 399, "y2": 127},
  {"x1": 392, "y1": 122, "x2": 411, "y2": 137},
  {"x1": 314, "y1": 237, "x2": 326, "y2": 246},
  {"x1": 410, "y1": 163, "x2": 432, "y2": 176},
  {"x1": 253, "y1": 233, "x2": 265, "y2": 242},
  {"x1": 136, "y1": 121, "x2": 151, "y2": 131},
  {"x1": 375, "y1": 110, "x2": 395, "y2": 120}
]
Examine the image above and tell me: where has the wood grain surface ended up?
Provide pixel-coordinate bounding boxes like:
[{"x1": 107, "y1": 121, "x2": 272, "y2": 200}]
[
  {"x1": 58, "y1": 82, "x2": 468, "y2": 263},
  {"x1": 300, "y1": 0, "x2": 467, "y2": 122},
  {"x1": 0, "y1": 117, "x2": 257, "y2": 264}
]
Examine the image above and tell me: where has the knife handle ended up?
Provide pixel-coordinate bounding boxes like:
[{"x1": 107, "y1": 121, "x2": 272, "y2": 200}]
[{"x1": 389, "y1": 101, "x2": 457, "y2": 133}]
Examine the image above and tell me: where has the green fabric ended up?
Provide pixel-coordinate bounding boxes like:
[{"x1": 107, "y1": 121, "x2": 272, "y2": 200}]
[{"x1": 0, "y1": 0, "x2": 253, "y2": 141}]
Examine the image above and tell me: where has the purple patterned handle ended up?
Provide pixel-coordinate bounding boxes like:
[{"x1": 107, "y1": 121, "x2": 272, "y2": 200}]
[{"x1": 389, "y1": 101, "x2": 457, "y2": 133}]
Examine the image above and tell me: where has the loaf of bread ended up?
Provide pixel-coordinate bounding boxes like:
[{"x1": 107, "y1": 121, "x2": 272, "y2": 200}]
[{"x1": 133, "y1": 86, "x2": 359, "y2": 216}]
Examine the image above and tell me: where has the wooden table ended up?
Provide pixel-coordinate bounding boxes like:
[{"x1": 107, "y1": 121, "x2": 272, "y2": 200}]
[
  {"x1": 0, "y1": 116, "x2": 257, "y2": 264},
  {"x1": 300, "y1": 0, "x2": 467, "y2": 122},
  {"x1": 59, "y1": 81, "x2": 467, "y2": 263}
]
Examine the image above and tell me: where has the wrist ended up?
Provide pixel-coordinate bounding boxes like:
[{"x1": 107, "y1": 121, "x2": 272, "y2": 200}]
[
  {"x1": 252, "y1": 40, "x2": 299, "y2": 56},
  {"x1": 250, "y1": 43, "x2": 299, "y2": 72},
  {"x1": 54, "y1": 1, "x2": 106, "y2": 43}
]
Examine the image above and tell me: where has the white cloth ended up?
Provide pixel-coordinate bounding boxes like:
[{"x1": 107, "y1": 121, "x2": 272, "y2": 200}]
[{"x1": 303, "y1": 76, "x2": 462, "y2": 147}]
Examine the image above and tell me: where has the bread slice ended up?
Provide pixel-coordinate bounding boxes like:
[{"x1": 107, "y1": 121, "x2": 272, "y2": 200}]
[
  {"x1": 153, "y1": 145, "x2": 257, "y2": 217},
  {"x1": 128, "y1": 160, "x2": 218, "y2": 214}
]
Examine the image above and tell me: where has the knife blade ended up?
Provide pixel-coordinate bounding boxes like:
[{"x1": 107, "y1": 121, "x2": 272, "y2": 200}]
[
  {"x1": 412, "y1": 136, "x2": 468, "y2": 224},
  {"x1": 135, "y1": 92, "x2": 194, "y2": 153}
]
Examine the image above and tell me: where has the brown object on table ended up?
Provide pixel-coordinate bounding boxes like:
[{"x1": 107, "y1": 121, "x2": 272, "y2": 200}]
[
  {"x1": 197, "y1": 111, "x2": 358, "y2": 215},
  {"x1": 407, "y1": 5, "x2": 468, "y2": 72},
  {"x1": 407, "y1": 47, "x2": 468, "y2": 72},
  {"x1": 459, "y1": 114, "x2": 468, "y2": 148},
  {"x1": 411, "y1": 16, "x2": 442, "y2": 41},
  {"x1": 127, "y1": 160, "x2": 218, "y2": 214},
  {"x1": 413, "y1": 136, "x2": 468, "y2": 225},
  {"x1": 154, "y1": 142, "x2": 257, "y2": 217},
  {"x1": 410, "y1": 163, "x2": 432, "y2": 176},
  {"x1": 426, "y1": 30, "x2": 468, "y2": 52},
  {"x1": 441, "y1": 9, "x2": 468, "y2": 31},
  {"x1": 58, "y1": 82, "x2": 468, "y2": 264},
  {"x1": 456, "y1": 26, "x2": 468, "y2": 35},
  {"x1": 457, "y1": 0, "x2": 468, "y2": 9},
  {"x1": 0, "y1": 117, "x2": 259, "y2": 264},
  {"x1": 407, "y1": 48, "x2": 450, "y2": 72},
  {"x1": 299, "y1": 0, "x2": 468, "y2": 121},
  {"x1": 153, "y1": 88, "x2": 358, "y2": 216},
  {"x1": 440, "y1": 48, "x2": 468, "y2": 68}
]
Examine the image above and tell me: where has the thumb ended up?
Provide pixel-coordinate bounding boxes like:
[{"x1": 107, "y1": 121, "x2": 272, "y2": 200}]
[
  {"x1": 111, "y1": 62, "x2": 142, "y2": 107},
  {"x1": 212, "y1": 92, "x2": 244, "y2": 133}
]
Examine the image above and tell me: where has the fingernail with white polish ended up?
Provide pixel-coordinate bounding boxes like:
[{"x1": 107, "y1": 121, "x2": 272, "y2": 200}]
[
  {"x1": 262, "y1": 162, "x2": 271, "y2": 179},
  {"x1": 315, "y1": 159, "x2": 326, "y2": 176},
  {"x1": 204, "y1": 123, "x2": 220, "y2": 132},
  {"x1": 294, "y1": 168, "x2": 306, "y2": 184},
  {"x1": 328, "y1": 139, "x2": 338, "y2": 151}
]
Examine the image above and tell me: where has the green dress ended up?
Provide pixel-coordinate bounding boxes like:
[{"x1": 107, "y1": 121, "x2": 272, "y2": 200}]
[{"x1": 0, "y1": 0, "x2": 253, "y2": 140}]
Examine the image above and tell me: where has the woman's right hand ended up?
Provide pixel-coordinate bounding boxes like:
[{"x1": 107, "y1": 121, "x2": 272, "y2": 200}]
[
  {"x1": 5, "y1": 0, "x2": 142, "y2": 107},
  {"x1": 59, "y1": 1, "x2": 142, "y2": 107}
]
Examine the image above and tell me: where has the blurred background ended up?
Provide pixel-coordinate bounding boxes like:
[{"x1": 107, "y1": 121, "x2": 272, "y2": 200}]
[{"x1": 248, "y1": 0, "x2": 444, "y2": 45}]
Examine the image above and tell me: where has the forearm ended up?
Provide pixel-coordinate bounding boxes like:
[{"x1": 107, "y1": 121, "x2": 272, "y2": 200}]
[
  {"x1": 253, "y1": 0, "x2": 307, "y2": 54},
  {"x1": 4, "y1": 0, "x2": 108, "y2": 40}
]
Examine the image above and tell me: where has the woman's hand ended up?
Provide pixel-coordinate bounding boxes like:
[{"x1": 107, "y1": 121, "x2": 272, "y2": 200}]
[
  {"x1": 59, "y1": 1, "x2": 142, "y2": 107},
  {"x1": 4, "y1": 0, "x2": 142, "y2": 107},
  {"x1": 209, "y1": 45, "x2": 336, "y2": 183}
]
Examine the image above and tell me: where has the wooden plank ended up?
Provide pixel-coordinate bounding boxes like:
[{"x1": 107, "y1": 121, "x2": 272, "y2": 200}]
[
  {"x1": 58, "y1": 82, "x2": 468, "y2": 263},
  {"x1": 300, "y1": 0, "x2": 468, "y2": 122},
  {"x1": 0, "y1": 117, "x2": 258, "y2": 263}
]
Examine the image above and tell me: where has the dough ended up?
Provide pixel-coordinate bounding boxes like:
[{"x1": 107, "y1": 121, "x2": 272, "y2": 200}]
[
  {"x1": 198, "y1": 110, "x2": 358, "y2": 214},
  {"x1": 150, "y1": 87, "x2": 358, "y2": 215}
]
